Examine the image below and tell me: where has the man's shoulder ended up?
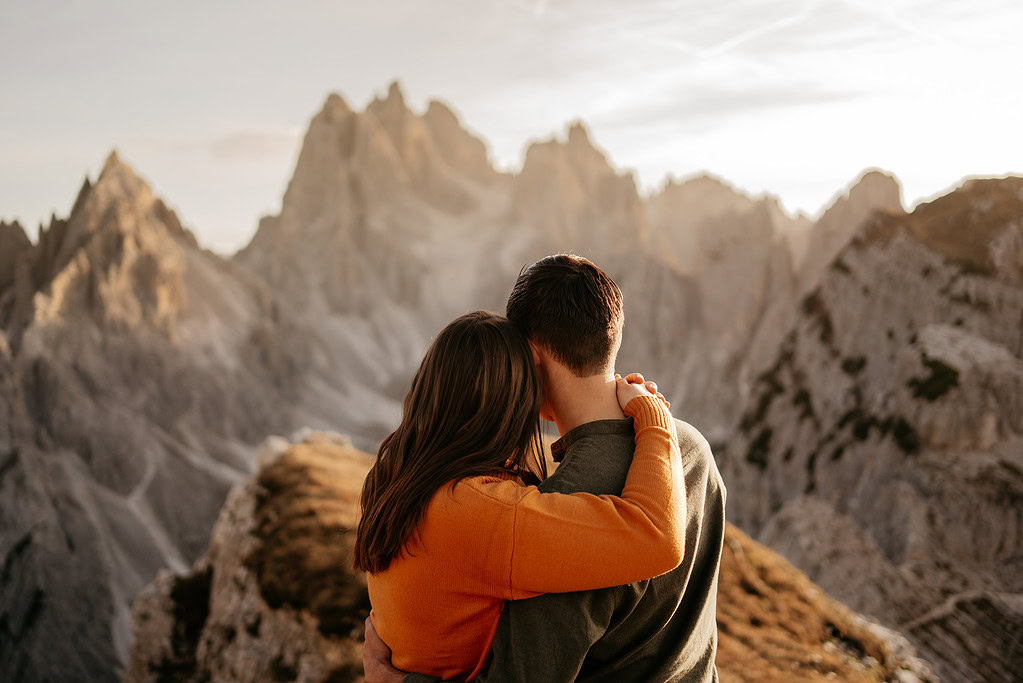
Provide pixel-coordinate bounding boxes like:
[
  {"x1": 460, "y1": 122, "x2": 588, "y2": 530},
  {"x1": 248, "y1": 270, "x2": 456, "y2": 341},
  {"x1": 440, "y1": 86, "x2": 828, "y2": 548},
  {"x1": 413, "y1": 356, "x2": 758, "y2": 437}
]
[
  {"x1": 542, "y1": 430, "x2": 634, "y2": 496},
  {"x1": 671, "y1": 419, "x2": 727, "y2": 503},
  {"x1": 672, "y1": 419, "x2": 710, "y2": 454}
]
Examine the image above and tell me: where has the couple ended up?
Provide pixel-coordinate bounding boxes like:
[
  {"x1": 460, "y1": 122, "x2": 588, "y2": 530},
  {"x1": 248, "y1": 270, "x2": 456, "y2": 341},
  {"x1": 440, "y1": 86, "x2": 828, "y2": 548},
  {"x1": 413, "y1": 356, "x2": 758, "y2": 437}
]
[{"x1": 356, "y1": 254, "x2": 727, "y2": 682}]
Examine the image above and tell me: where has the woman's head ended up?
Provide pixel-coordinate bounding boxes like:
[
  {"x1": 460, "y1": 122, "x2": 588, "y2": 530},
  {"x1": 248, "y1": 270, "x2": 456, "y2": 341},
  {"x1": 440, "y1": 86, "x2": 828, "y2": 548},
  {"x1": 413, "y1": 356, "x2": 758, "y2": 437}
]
[{"x1": 354, "y1": 310, "x2": 547, "y2": 573}]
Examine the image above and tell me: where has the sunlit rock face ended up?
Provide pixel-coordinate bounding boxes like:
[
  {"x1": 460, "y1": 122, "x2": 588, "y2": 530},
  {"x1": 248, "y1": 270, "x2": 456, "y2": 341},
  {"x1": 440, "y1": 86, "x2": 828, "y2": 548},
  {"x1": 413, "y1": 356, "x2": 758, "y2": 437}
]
[
  {"x1": 720, "y1": 177, "x2": 1023, "y2": 683},
  {"x1": 126, "y1": 434, "x2": 935, "y2": 683}
]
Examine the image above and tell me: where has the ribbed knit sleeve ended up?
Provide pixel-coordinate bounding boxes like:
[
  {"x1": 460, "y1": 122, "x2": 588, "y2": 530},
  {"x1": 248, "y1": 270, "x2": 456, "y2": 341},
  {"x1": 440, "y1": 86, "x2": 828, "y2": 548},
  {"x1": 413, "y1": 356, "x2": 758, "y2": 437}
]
[{"x1": 459, "y1": 394, "x2": 687, "y2": 599}]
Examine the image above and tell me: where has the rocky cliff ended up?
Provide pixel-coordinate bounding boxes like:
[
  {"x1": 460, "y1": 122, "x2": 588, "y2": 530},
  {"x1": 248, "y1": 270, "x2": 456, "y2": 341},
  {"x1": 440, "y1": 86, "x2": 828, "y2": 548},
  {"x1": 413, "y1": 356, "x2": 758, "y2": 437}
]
[
  {"x1": 721, "y1": 177, "x2": 1023, "y2": 682},
  {"x1": 126, "y1": 433, "x2": 935, "y2": 683}
]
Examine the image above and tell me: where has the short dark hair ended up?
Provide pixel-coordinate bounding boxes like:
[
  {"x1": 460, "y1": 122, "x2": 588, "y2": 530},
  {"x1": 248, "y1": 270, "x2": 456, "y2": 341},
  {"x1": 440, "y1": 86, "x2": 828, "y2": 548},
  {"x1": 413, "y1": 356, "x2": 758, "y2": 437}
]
[{"x1": 506, "y1": 254, "x2": 624, "y2": 376}]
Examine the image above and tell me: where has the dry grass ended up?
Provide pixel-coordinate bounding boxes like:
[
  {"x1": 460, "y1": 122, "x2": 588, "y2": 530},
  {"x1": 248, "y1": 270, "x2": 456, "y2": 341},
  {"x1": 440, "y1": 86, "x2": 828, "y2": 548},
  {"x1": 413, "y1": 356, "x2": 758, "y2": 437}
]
[
  {"x1": 245, "y1": 436, "x2": 374, "y2": 638},
  {"x1": 717, "y1": 525, "x2": 903, "y2": 682}
]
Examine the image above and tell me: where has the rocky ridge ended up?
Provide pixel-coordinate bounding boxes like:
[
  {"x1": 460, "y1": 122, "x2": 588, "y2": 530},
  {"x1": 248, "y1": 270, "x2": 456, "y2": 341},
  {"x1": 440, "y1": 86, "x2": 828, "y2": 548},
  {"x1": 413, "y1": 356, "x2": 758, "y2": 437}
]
[
  {"x1": 721, "y1": 177, "x2": 1023, "y2": 682},
  {"x1": 235, "y1": 82, "x2": 901, "y2": 445}
]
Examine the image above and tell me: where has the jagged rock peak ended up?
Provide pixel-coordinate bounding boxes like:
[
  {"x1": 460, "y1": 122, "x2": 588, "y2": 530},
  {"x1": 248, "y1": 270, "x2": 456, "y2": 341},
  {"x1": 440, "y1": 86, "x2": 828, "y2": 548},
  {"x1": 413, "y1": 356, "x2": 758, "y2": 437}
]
[
  {"x1": 0, "y1": 219, "x2": 29, "y2": 248},
  {"x1": 423, "y1": 98, "x2": 478, "y2": 140},
  {"x1": 423, "y1": 99, "x2": 497, "y2": 180},
  {"x1": 0, "y1": 219, "x2": 32, "y2": 294},
  {"x1": 386, "y1": 79, "x2": 405, "y2": 106},
  {"x1": 367, "y1": 80, "x2": 411, "y2": 127},
  {"x1": 520, "y1": 119, "x2": 617, "y2": 181},
  {"x1": 87, "y1": 150, "x2": 194, "y2": 243},
  {"x1": 82, "y1": 149, "x2": 157, "y2": 214},
  {"x1": 321, "y1": 92, "x2": 352, "y2": 117},
  {"x1": 267, "y1": 81, "x2": 501, "y2": 233},
  {"x1": 83, "y1": 149, "x2": 158, "y2": 217},
  {"x1": 424, "y1": 98, "x2": 456, "y2": 120},
  {"x1": 100, "y1": 148, "x2": 125, "y2": 176},
  {"x1": 644, "y1": 172, "x2": 807, "y2": 261},
  {"x1": 667, "y1": 171, "x2": 739, "y2": 192},
  {"x1": 566, "y1": 120, "x2": 594, "y2": 150},
  {"x1": 563, "y1": 120, "x2": 614, "y2": 169},
  {"x1": 825, "y1": 168, "x2": 903, "y2": 216},
  {"x1": 797, "y1": 167, "x2": 906, "y2": 292},
  {"x1": 70, "y1": 175, "x2": 93, "y2": 217},
  {"x1": 27, "y1": 150, "x2": 199, "y2": 304},
  {"x1": 861, "y1": 175, "x2": 1023, "y2": 279},
  {"x1": 653, "y1": 172, "x2": 759, "y2": 209},
  {"x1": 512, "y1": 120, "x2": 645, "y2": 248}
]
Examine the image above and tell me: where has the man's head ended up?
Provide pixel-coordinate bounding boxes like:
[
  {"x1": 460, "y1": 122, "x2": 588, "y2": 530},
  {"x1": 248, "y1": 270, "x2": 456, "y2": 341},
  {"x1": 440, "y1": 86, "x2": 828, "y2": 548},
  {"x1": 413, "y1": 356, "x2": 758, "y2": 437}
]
[{"x1": 506, "y1": 254, "x2": 624, "y2": 377}]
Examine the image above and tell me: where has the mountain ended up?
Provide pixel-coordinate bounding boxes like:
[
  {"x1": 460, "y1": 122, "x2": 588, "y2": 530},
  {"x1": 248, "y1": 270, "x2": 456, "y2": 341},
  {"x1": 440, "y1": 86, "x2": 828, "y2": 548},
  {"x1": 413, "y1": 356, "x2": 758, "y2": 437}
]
[
  {"x1": 234, "y1": 84, "x2": 523, "y2": 444},
  {"x1": 797, "y1": 169, "x2": 903, "y2": 295},
  {"x1": 125, "y1": 433, "x2": 935, "y2": 683},
  {"x1": 0, "y1": 153, "x2": 315, "y2": 682},
  {"x1": 720, "y1": 176, "x2": 1023, "y2": 682},
  {"x1": 236, "y1": 82, "x2": 904, "y2": 446},
  {"x1": 2, "y1": 79, "x2": 1018, "y2": 681}
]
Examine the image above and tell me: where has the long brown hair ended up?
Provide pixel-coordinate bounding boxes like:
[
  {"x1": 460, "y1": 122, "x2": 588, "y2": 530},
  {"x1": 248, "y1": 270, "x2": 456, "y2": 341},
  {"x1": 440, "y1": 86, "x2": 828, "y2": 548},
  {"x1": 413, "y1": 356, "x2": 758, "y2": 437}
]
[{"x1": 354, "y1": 311, "x2": 547, "y2": 574}]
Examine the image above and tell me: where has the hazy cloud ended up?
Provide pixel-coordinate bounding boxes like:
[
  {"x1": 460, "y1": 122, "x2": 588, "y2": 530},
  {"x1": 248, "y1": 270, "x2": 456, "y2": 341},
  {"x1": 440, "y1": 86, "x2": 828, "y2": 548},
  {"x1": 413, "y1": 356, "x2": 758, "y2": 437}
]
[
  {"x1": 205, "y1": 129, "x2": 301, "y2": 164},
  {"x1": 127, "y1": 129, "x2": 300, "y2": 164}
]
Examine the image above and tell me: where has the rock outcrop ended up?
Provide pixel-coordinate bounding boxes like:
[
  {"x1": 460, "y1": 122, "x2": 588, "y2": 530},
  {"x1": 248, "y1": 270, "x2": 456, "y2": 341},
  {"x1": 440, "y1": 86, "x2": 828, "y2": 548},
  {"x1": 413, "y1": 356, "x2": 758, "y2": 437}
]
[
  {"x1": 0, "y1": 220, "x2": 30, "y2": 293},
  {"x1": 125, "y1": 432, "x2": 371, "y2": 683},
  {"x1": 721, "y1": 177, "x2": 1023, "y2": 682},
  {"x1": 0, "y1": 220, "x2": 32, "y2": 329},
  {"x1": 797, "y1": 170, "x2": 903, "y2": 295},
  {"x1": 127, "y1": 433, "x2": 935, "y2": 683}
]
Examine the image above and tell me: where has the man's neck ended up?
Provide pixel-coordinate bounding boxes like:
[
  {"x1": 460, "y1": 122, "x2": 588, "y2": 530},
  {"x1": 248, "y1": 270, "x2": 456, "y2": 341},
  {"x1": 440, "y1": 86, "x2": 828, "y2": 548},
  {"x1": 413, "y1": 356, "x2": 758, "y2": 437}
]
[{"x1": 547, "y1": 369, "x2": 626, "y2": 436}]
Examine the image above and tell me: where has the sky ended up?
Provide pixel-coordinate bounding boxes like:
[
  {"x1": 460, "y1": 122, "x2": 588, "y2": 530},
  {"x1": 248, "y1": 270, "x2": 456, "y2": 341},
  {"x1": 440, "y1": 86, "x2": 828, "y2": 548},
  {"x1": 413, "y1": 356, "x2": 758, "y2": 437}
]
[{"x1": 2, "y1": 0, "x2": 1021, "y2": 255}]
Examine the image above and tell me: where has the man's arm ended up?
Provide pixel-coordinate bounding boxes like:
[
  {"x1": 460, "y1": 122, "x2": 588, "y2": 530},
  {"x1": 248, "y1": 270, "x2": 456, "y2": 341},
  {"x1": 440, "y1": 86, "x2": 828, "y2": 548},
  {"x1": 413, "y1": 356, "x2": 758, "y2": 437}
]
[
  {"x1": 463, "y1": 431, "x2": 638, "y2": 682},
  {"x1": 362, "y1": 592, "x2": 616, "y2": 683},
  {"x1": 471, "y1": 588, "x2": 617, "y2": 682}
]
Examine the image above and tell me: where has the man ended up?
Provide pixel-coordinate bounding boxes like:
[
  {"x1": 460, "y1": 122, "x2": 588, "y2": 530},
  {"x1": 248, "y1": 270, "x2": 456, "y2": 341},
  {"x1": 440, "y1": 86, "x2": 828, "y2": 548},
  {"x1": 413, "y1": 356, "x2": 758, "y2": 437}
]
[{"x1": 364, "y1": 254, "x2": 727, "y2": 682}]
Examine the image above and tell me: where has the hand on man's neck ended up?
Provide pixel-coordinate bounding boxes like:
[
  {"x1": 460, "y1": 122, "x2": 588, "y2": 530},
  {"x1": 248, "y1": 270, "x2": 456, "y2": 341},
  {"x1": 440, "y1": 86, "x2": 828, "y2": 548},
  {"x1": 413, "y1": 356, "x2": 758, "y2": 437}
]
[{"x1": 537, "y1": 351, "x2": 626, "y2": 436}]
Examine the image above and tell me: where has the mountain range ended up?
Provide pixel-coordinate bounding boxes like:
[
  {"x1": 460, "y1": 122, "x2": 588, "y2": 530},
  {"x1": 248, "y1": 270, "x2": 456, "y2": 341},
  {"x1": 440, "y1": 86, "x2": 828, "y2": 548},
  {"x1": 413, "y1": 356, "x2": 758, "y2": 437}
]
[{"x1": 1, "y1": 80, "x2": 1019, "y2": 682}]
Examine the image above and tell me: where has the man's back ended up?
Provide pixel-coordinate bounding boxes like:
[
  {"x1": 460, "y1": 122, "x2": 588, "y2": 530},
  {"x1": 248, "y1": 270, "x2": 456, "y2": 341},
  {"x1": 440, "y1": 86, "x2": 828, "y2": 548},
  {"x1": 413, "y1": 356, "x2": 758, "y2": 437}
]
[{"x1": 479, "y1": 415, "x2": 726, "y2": 682}]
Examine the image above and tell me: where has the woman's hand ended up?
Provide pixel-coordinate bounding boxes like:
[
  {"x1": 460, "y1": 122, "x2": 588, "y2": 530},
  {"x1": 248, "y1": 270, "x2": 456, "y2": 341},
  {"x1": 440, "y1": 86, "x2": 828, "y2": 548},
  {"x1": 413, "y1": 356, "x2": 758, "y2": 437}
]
[{"x1": 615, "y1": 372, "x2": 670, "y2": 411}]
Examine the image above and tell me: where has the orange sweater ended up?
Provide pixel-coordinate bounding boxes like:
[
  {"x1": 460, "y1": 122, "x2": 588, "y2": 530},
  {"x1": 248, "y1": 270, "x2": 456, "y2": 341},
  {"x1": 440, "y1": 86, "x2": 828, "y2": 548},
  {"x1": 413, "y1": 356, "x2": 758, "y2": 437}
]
[{"x1": 367, "y1": 395, "x2": 685, "y2": 680}]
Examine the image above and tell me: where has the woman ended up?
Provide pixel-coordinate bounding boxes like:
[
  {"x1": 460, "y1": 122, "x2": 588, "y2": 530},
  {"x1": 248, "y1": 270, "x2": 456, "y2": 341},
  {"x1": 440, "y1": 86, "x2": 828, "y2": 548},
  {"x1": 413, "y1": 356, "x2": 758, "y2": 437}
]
[{"x1": 354, "y1": 311, "x2": 685, "y2": 680}]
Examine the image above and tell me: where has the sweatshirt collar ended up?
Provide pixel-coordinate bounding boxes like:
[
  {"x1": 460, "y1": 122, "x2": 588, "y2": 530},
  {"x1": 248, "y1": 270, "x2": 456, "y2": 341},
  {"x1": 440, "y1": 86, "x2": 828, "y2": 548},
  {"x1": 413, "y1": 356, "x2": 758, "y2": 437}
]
[{"x1": 550, "y1": 417, "x2": 634, "y2": 462}]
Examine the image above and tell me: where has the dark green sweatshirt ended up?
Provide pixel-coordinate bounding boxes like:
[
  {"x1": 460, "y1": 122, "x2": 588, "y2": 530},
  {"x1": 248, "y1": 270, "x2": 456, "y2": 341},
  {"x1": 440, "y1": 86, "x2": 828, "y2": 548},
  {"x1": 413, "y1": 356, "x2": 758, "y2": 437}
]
[{"x1": 405, "y1": 416, "x2": 727, "y2": 682}]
